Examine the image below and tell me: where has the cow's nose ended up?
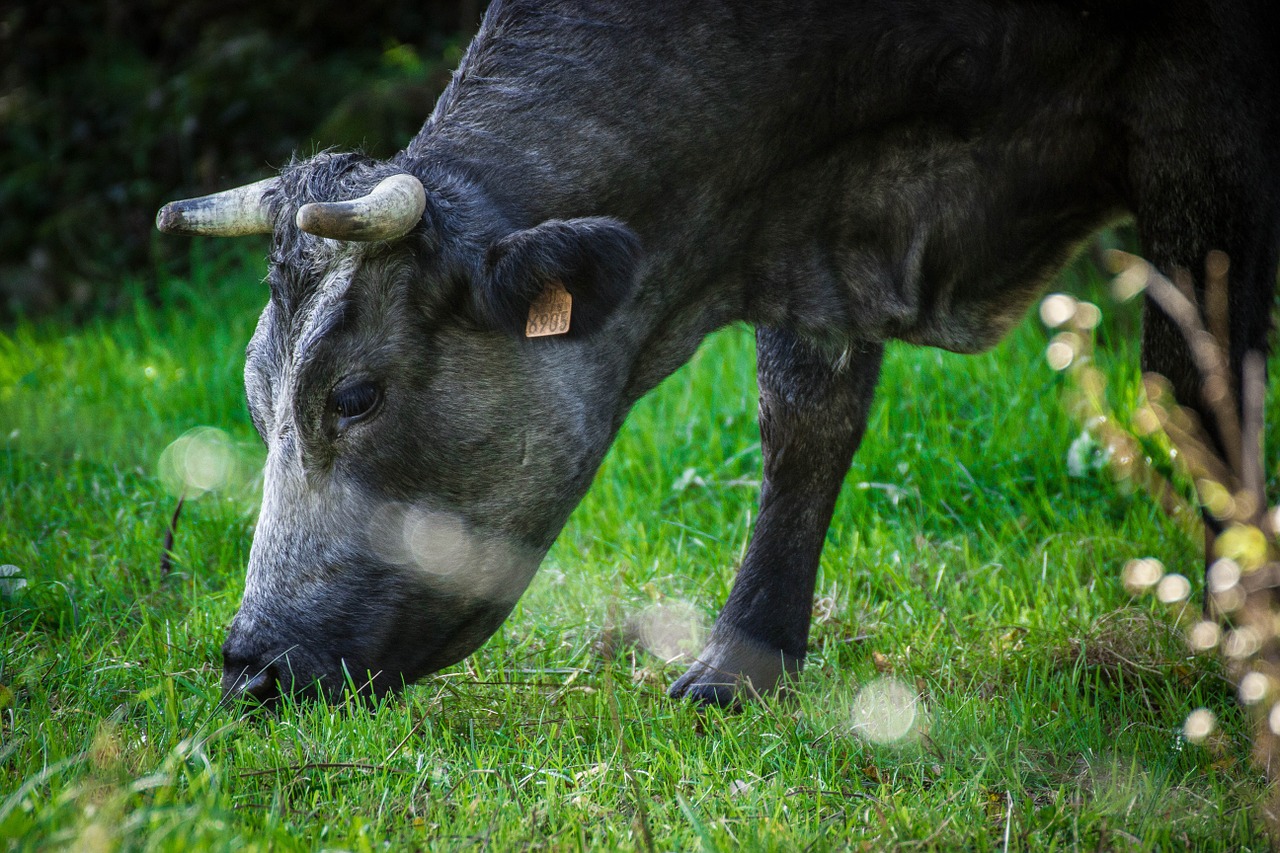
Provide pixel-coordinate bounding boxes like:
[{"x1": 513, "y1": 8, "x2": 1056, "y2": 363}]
[
  {"x1": 221, "y1": 647, "x2": 283, "y2": 706},
  {"x1": 238, "y1": 665, "x2": 281, "y2": 704}
]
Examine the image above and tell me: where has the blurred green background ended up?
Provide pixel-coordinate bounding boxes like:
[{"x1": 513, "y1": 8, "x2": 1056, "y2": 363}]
[{"x1": 0, "y1": 1, "x2": 487, "y2": 319}]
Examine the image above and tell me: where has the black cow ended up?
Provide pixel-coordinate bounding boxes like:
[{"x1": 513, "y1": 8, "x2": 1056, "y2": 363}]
[{"x1": 156, "y1": 0, "x2": 1280, "y2": 705}]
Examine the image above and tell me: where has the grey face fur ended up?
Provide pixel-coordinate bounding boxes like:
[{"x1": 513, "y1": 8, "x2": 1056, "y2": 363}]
[
  {"x1": 218, "y1": 155, "x2": 642, "y2": 698},
  {"x1": 158, "y1": 0, "x2": 1280, "y2": 706}
]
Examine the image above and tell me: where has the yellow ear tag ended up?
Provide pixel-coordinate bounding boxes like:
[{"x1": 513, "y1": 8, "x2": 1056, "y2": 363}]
[{"x1": 525, "y1": 280, "x2": 573, "y2": 337}]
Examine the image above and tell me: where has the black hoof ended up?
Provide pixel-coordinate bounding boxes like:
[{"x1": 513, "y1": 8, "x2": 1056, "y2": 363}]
[
  {"x1": 667, "y1": 630, "x2": 801, "y2": 708},
  {"x1": 668, "y1": 663, "x2": 744, "y2": 709}
]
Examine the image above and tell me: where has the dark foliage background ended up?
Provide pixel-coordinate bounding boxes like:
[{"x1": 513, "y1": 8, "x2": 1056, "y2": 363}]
[{"x1": 0, "y1": 1, "x2": 485, "y2": 317}]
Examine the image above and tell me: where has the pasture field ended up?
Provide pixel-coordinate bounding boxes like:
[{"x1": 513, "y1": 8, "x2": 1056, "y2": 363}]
[{"x1": 0, "y1": 246, "x2": 1272, "y2": 849}]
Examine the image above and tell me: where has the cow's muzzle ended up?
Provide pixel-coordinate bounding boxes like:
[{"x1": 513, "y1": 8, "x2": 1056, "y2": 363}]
[{"x1": 221, "y1": 642, "x2": 291, "y2": 706}]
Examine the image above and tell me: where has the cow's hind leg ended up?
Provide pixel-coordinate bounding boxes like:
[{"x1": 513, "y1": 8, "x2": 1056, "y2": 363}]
[
  {"x1": 1136, "y1": 186, "x2": 1280, "y2": 474},
  {"x1": 670, "y1": 328, "x2": 882, "y2": 707},
  {"x1": 1131, "y1": 107, "x2": 1280, "y2": 576}
]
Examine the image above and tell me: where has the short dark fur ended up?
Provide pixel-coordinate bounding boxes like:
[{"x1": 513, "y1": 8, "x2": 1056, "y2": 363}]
[
  {"x1": 481, "y1": 217, "x2": 641, "y2": 337},
  {"x1": 196, "y1": 0, "x2": 1280, "y2": 706}
]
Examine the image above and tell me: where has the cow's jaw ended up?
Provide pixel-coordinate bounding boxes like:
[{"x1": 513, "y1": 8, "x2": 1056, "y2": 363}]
[{"x1": 221, "y1": 444, "x2": 548, "y2": 703}]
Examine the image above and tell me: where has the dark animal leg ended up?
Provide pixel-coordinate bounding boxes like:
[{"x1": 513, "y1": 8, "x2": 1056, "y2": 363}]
[
  {"x1": 1133, "y1": 132, "x2": 1280, "y2": 581},
  {"x1": 1139, "y1": 226, "x2": 1278, "y2": 469},
  {"x1": 670, "y1": 328, "x2": 882, "y2": 706}
]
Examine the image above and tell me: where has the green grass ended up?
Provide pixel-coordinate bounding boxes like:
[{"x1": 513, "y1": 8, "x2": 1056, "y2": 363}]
[{"x1": 0, "y1": 247, "x2": 1272, "y2": 850}]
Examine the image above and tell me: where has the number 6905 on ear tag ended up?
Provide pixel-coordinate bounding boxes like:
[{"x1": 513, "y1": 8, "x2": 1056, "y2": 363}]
[{"x1": 525, "y1": 280, "x2": 573, "y2": 337}]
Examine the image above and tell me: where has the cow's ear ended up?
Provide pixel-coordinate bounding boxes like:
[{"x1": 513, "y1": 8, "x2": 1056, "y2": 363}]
[{"x1": 479, "y1": 217, "x2": 641, "y2": 338}]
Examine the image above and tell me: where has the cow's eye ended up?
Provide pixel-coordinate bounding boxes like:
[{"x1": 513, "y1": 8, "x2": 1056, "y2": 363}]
[{"x1": 332, "y1": 381, "x2": 382, "y2": 427}]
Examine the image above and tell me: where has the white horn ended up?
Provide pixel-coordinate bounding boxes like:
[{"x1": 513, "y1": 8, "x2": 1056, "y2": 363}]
[
  {"x1": 295, "y1": 174, "x2": 427, "y2": 242},
  {"x1": 155, "y1": 178, "x2": 277, "y2": 237}
]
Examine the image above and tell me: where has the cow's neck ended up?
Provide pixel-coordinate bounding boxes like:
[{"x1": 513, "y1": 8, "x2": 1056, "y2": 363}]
[
  {"x1": 410, "y1": 0, "x2": 1130, "y2": 413},
  {"x1": 406, "y1": 8, "x2": 870, "y2": 409}
]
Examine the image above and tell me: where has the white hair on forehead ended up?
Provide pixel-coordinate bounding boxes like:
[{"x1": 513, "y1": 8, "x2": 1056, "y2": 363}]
[
  {"x1": 286, "y1": 247, "x2": 416, "y2": 365},
  {"x1": 292, "y1": 255, "x2": 359, "y2": 350},
  {"x1": 269, "y1": 253, "x2": 361, "y2": 437},
  {"x1": 303, "y1": 233, "x2": 379, "y2": 272}
]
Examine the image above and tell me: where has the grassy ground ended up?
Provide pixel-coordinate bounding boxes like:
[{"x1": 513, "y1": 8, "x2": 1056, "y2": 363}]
[{"x1": 0, "y1": 247, "x2": 1272, "y2": 850}]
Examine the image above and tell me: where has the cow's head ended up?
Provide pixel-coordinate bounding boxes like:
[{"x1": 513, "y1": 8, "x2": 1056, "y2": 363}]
[{"x1": 158, "y1": 153, "x2": 641, "y2": 702}]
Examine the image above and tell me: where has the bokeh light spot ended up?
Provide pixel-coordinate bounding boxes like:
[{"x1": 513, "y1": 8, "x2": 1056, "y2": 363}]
[
  {"x1": 1122, "y1": 558, "x2": 1164, "y2": 595},
  {"x1": 1223, "y1": 627, "x2": 1261, "y2": 659},
  {"x1": 1215, "y1": 524, "x2": 1269, "y2": 570},
  {"x1": 1239, "y1": 671, "x2": 1269, "y2": 705},
  {"x1": 1207, "y1": 558, "x2": 1241, "y2": 594},
  {"x1": 630, "y1": 601, "x2": 706, "y2": 664},
  {"x1": 1184, "y1": 708, "x2": 1215, "y2": 743},
  {"x1": 1197, "y1": 479, "x2": 1235, "y2": 520},
  {"x1": 1187, "y1": 620, "x2": 1221, "y2": 652},
  {"x1": 158, "y1": 426, "x2": 242, "y2": 497},
  {"x1": 1074, "y1": 301, "x2": 1102, "y2": 329},
  {"x1": 404, "y1": 510, "x2": 472, "y2": 577},
  {"x1": 1045, "y1": 335, "x2": 1079, "y2": 371},
  {"x1": 849, "y1": 678, "x2": 919, "y2": 745},
  {"x1": 1039, "y1": 293, "x2": 1077, "y2": 329},
  {"x1": 1155, "y1": 573, "x2": 1190, "y2": 604},
  {"x1": 1111, "y1": 261, "x2": 1149, "y2": 301}
]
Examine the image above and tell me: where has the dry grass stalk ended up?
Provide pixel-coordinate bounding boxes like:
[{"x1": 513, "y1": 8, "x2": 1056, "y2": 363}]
[{"x1": 1043, "y1": 250, "x2": 1280, "y2": 834}]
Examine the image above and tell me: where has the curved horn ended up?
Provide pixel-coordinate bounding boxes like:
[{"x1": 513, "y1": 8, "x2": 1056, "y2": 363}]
[
  {"x1": 155, "y1": 178, "x2": 277, "y2": 236},
  {"x1": 295, "y1": 174, "x2": 427, "y2": 242}
]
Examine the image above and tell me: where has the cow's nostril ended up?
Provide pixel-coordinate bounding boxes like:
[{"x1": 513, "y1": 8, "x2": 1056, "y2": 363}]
[
  {"x1": 223, "y1": 661, "x2": 282, "y2": 705},
  {"x1": 237, "y1": 664, "x2": 281, "y2": 704},
  {"x1": 222, "y1": 646, "x2": 283, "y2": 706}
]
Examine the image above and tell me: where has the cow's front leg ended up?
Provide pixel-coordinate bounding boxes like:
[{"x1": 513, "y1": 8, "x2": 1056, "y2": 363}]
[{"x1": 670, "y1": 328, "x2": 883, "y2": 706}]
